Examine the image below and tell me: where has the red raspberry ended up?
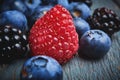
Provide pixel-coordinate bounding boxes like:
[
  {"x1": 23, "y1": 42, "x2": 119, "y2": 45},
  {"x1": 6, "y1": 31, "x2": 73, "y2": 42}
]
[{"x1": 29, "y1": 5, "x2": 79, "y2": 64}]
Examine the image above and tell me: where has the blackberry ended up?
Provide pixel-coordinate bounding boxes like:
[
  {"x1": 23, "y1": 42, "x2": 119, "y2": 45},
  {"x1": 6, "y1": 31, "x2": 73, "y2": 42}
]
[
  {"x1": 0, "y1": 25, "x2": 28, "y2": 64},
  {"x1": 87, "y1": 7, "x2": 120, "y2": 36}
]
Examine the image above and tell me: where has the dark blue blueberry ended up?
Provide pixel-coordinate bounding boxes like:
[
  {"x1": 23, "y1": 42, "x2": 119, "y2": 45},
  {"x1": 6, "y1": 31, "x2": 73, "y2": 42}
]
[
  {"x1": 78, "y1": 30, "x2": 111, "y2": 59},
  {"x1": 20, "y1": 56, "x2": 63, "y2": 80},
  {"x1": 0, "y1": 0, "x2": 36, "y2": 17},
  {"x1": 70, "y1": 2, "x2": 91, "y2": 20},
  {"x1": 0, "y1": 0, "x2": 28, "y2": 14},
  {"x1": 28, "y1": 5, "x2": 52, "y2": 29},
  {"x1": 74, "y1": 18, "x2": 90, "y2": 39},
  {"x1": 11, "y1": 0, "x2": 28, "y2": 15},
  {"x1": 67, "y1": 2, "x2": 79, "y2": 11},
  {"x1": 0, "y1": 10, "x2": 28, "y2": 32}
]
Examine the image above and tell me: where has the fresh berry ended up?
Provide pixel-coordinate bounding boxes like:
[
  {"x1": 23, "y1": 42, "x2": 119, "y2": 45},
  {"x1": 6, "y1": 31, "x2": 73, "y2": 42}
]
[
  {"x1": 87, "y1": 7, "x2": 120, "y2": 36},
  {"x1": 29, "y1": 5, "x2": 79, "y2": 64},
  {"x1": 22, "y1": 0, "x2": 41, "y2": 10},
  {"x1": 0, "y1": 0, "x2": 38, "y2": 19},
  {"x1": 58, "y1": 0, "x2": 69, "y2": 8},
  {"x1": 0, "y1": 25, "x2": 28, "y2": 64},
  {"x1": 74, "y1": 18, "x2": 90, "y2": 39},
  {"x1": 11, "y1": 0, "x2": 28, "y2": 15},
  {"x1": 0, "y1": 10, "x2": 28, "y2": 32},
  {"x1": 78, "y1": 30, "x2": 111, "y2": 59},
  {"x1": 70, "y1": 2, "x2": 91, "y2": 20},
  {"x1": 28, "y1": 5, "x2": 53, "y2": 29},
  {"x1": 0, "y1": 0, "x2": 28, "y2": 14},
  {"x1": 20, "y1": 55, "x2": 63, "y2": 80}
]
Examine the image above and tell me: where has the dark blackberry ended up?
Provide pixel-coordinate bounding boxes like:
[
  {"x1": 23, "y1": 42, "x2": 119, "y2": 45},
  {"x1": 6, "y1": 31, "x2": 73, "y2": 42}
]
[
  {"x1": 87, "y1": 7, "x2": 120, "y2": 36},
  {"x1": 0, "y1": 25, "x2": 28, "y2": 64}
]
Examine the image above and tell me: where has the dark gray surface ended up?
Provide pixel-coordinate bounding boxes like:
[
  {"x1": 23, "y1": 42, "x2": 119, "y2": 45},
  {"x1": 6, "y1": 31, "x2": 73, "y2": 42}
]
[
  {"x1": 114, "y1": 0, "x2": 120, "y2": 8},
  {"x1": 0, "y1": 0, "x2": 120, "y2": 80}
]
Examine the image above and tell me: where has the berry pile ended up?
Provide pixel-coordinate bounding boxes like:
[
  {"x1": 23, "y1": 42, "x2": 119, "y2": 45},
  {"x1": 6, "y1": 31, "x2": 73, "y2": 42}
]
[{"x1": 0, "y1": 0, "x2": 120, "y2": 80}]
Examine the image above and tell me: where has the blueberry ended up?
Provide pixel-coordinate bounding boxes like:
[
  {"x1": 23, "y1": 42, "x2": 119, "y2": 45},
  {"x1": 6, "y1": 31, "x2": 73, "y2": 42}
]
[
  {"x1": 22, "y1": 0, "x2": 41, "y2": 10},
  {"x1": 74, "y1": 18, "x2": 90, "y2": 39},
  {"x1": 28, "y1": 5, "x2": 52, "y2": 29},
  {"x1": 20, "y1": 56, "x2": 63, "y2": 80},
  {"x1": 78, "y1": 30, "x2": 111, "y2": 59},
  {"x1": 58, "y1": 0, "x2": 69, "y2": 8},
  {"x1": 0, "y1": 0, "x2": 39, "y2": 17},
  {"x1": 81, "y1": 0, "x2": 92, "y2": 7},
  {"x1": 0, "y1": 10, "x2": 28, "y2": 32},
  {"x1": 11, "y1": 0, "x2": 28, "y2": 15},
  {"x1": 70, "y1": 2, "x2": 91, "y2": 20},
  {"x1": 0, "y1": 0, "x2": 28, "y2": 14},
  {"x1": 67, "y1": 2, "x2": 79, "y2": 11}
]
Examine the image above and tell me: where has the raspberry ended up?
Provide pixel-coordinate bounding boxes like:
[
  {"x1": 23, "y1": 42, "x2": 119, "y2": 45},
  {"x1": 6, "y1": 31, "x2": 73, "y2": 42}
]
[
  {"x1": 29, "y1": 5, "x2": 79, "y2": 64},
  {"x1": 87, "y1": 7, "x2": 120, "y2": 36}
]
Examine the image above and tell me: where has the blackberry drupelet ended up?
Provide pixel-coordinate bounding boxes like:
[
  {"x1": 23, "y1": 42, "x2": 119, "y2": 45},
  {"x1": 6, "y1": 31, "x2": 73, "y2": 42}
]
[
  {"x1": 87, "y1": 7, "x2": 120, "y2": 36},
  {"x1": 0, "y1": 25, "x2": 28, "y2": 64}
]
